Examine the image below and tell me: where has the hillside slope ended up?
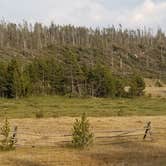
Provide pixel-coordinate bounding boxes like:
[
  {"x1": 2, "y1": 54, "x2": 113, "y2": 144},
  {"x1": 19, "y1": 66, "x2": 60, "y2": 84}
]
[
  {"x1": 0, "y1": 22, "x2": 165, "y2": 79},
  {"x1": 0, "y1": 45, "x2": 165, "y2": 79}
]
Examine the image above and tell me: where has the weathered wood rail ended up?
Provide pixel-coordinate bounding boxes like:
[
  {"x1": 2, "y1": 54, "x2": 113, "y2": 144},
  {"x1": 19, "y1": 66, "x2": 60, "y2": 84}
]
[{"x1": 1, "y1": 122, "x2": 166, "y2": 147}]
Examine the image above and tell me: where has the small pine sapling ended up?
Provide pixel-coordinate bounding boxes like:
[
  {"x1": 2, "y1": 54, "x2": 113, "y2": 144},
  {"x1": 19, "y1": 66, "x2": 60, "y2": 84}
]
[
  {"x1": 0, "y1": 118, "x2": 16, "y2": 150},
  {"x1": 72, "y1": 113, "x2": 94, "y2": 148}
]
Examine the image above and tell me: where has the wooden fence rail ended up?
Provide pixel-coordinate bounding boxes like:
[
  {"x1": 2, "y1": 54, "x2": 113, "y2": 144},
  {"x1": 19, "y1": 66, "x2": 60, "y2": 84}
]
[{"x1": 1, "y1": 122, "x2": 166, "y2": 147}]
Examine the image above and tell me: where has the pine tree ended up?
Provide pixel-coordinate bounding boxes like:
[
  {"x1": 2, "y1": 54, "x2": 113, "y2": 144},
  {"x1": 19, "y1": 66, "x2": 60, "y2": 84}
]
[
  {"x1": 72, "y1": 113, "x2": 94, "y2": 148},
  {"x1": 0, "y1": 118, "x2": 15, "y2": 150},
  {"x1": 6, "y1": 59, "x2": 22, "y2": 98}
]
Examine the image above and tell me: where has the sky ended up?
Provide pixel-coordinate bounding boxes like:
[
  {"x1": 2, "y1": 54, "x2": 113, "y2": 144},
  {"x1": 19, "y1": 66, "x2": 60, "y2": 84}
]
[{"x1": 0, "y1": 0, "x2": 166, "y2": 30}]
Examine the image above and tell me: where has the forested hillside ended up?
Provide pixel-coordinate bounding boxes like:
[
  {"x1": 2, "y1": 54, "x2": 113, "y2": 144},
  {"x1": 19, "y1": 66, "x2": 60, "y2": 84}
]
[
  {"x1": 0, "y1": 22, "x2": 165, "y2": 77},
  {"x1": 0, "y1": 21, "x2": 165, "y2": 98}
]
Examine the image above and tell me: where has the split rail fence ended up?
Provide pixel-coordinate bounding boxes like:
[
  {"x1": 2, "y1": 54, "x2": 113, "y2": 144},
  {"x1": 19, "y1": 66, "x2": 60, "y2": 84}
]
[{"x1": 3, "y1": 122, "x2": 165, "y2": 147}]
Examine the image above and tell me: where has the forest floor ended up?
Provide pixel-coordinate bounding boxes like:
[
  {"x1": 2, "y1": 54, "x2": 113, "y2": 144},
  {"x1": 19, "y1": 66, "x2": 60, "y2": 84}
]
[{"x1": 0, "y1": 116, "x2": 166, "y2": 166}]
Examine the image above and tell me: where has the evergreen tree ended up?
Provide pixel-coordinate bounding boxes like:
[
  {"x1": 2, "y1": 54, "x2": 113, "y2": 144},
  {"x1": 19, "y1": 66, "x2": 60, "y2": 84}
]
[
  {"x1": 115, "y1": 78, "x2": 125, "y2": 97},
  {"x1": 0, "y1": 62, "x2": 7, "y2": 97},
  {"x1": 6, "y1": 59, "x2": 22, "y2": 98},
  {"x1": 72, "y1": 113, "x2": 94, "y2": 148},
  {"x1": 0, "y1": 118, "x2": 16, "y2": 150},
  {"x1": 128, "y1": 75, "x2": 145, "y2": 97},
  {"x1": 87, "y1": 65, "x2": 116, "y2": 97}
]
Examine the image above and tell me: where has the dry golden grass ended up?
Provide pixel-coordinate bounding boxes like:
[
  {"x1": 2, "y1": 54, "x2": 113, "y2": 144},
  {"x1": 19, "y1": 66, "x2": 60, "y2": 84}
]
[
  {"x1": 0, "y1": 117, "x2": 166, "y2": 166},
  {"x1": 145, "y1": 87, "x2": 166, "y2": 98},
  {"x1": 144, "y1": 78, "x2": 166, "y2": 98},
  {"x1": 144, "y1": 78, "x2": 165, "y2": 87}
]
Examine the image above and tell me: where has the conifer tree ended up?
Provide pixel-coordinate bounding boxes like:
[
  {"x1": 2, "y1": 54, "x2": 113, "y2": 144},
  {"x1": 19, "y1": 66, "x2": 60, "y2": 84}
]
[
  {"x1": 72, "y1": 113, "x2": 94, "y2": 148},
  {"x1": 0, "y1": 118, "x2": 16, "y2": 150},
  {"x1": 6, "y1": 59, "x2": 22, "y2": 98}
]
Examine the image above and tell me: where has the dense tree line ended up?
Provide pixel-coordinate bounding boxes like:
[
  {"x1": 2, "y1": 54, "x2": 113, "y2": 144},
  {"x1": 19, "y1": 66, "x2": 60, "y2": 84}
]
[{"x1": 0, "y1": 57, "x2": 145, "y2": 99}]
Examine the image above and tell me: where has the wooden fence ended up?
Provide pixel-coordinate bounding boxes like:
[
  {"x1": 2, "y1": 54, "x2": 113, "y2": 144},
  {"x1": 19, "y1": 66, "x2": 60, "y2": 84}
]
[{"x1": 4, "y1": 122, "x2": 165, "y2": 147}]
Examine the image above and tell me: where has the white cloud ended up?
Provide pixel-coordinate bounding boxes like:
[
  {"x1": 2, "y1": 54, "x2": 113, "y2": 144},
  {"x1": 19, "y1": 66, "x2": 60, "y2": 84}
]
[
  {"x1": 130, "y1": 0, "x2": 166, "y2": 25},
  {"x1": 44, "y1": 0, "x2": 166, "y2": 30},
  {"x1": 0, "y1": 0, "x2": 166, "y2": 30},
  {"x1": 46, "y1": 0, "x2": 110, "y2": 27}
]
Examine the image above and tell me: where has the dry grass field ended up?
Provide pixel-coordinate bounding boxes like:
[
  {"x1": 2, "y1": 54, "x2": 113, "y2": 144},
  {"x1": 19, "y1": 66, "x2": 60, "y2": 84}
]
[
  {"x1": 0, "y1": 116, "x2": 166, "y2": 166},
  {"x1": 144, "y1": 78, "x2": 166, "y2": 98},
  {"x1": 145, "y1": 86, "x2": 166, "y2": 98}
]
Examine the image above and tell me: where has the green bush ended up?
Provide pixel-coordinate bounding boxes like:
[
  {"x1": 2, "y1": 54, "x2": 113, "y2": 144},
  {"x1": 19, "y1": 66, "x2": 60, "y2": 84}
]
[
  {"x1": 127, "y1": 75, "x2": 145, "y2": 97},
  {"x1": 117, "y1": 109, "x2": 124, "y2": 116},
  {"x1": 35, "y1": 110, "x2": 44, "y2": 118},
  {"x1": 115, "y1": 79, "x2": 125, "y2": 97},
  {"x1": 0, "y1": 118, "x2": 16, "y2": 151},
  {"x1": 72, "y1": 113, "x2": 94, "y2": 148}
]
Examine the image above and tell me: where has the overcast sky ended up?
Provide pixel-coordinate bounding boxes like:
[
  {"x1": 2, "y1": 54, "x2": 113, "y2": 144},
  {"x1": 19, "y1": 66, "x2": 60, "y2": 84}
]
[{"x1": 0, "y1": 0, "x2": 166, "y2": 30}]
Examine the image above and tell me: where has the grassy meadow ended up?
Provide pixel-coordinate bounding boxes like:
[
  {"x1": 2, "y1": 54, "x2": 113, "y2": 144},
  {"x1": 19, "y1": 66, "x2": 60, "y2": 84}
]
[{"x1": 0, "y1": 95, "x2": 165, "y2": 118}]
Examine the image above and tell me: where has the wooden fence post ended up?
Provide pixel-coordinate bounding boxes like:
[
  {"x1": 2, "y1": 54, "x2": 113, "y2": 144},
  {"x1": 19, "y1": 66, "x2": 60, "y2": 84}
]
[
  {"x1": 143, "y1": 121, "x2": 152, "y2": 140},
  {"x1": 11, "y1": 126, "x2": 18, "y2": 146}
]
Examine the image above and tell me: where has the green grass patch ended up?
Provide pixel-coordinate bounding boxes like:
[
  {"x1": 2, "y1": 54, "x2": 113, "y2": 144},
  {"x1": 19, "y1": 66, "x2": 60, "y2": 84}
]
[{"x1": 0, "y1": 96, "x2": 165, "y2": 118}]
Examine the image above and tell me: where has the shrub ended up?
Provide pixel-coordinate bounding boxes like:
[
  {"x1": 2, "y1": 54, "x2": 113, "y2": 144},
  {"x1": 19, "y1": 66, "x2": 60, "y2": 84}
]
[
  {"x1": 147, "y1": 93, "x2": 152, "y2": 98},
  {"x1": 72, "y1": 113, "x2": 94, "y2": 148},
  {"x1": 127, "y1": 75, "x2": 145, "y2": 97},
  {"x1": 117, "y1": 109, "x2": 124, "y2": 116},
  {"x1": 134, "y1": 76, "x2": 145, "y2": 96},
  {"x1": 0, "y1": 118, "x2": 16, "y2": 151},
  {"x1": 115, "y1": 79, "x2": 125, "y2": 97},
  {"x1": 35, "y1": 110, "x2": 44, "y2": 118},
  {"x1": 52, "y1": 112, "x2": 60, "y2": 118},
  {"x1": 155, "y1": 80, "x2": 163, "y2": 87}
]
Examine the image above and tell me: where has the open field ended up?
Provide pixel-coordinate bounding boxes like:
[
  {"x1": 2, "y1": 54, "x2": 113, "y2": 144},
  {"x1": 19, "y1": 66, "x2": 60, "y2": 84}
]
[
  {"x1": 0, "y1": 116, "x2": 166, "y2": 166},
  {"x1": 145, "y1": 87, "x2": 166, "y2": 98},
  {"x1": 0, "y1": 96, "x2": 166, "y2": 118},
  {"x1": 0, "y1": 82, "x2": 165, "y2": 165},
  {"x1": 144, "y1": 78, "x2": 166, "y2": 98}
]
